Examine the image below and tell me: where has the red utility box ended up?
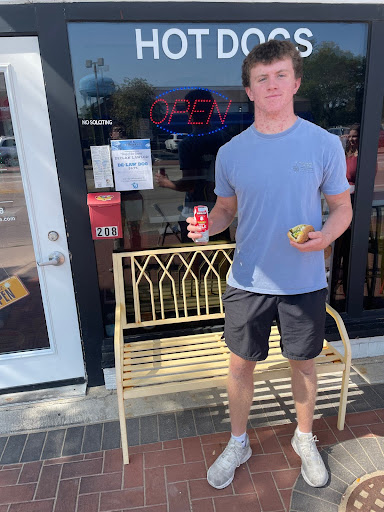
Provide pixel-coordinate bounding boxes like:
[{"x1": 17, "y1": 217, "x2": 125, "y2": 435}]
[{"x1": 87, "y1": 193, "x2": 123, "y2": 240}]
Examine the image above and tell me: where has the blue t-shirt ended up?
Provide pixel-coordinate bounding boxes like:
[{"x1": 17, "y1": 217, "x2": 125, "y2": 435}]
[{"x1": 214, "y1": 117, "x2": 349, "y2": 295}]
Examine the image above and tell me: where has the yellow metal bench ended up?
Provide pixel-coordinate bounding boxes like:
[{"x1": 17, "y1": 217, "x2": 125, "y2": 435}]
[{"x1": 113, "y1": 243, "x2": 351, "y2": 464}]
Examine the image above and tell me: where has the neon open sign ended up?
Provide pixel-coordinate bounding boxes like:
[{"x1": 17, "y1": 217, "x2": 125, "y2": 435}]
[{"x1": 149, "y1": 87, "x2": 232, "y2": 136}]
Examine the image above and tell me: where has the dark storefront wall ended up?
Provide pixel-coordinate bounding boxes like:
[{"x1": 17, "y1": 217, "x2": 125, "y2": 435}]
[{"x1": 1, "y1": 3, "x2": 384, "y2": 385}]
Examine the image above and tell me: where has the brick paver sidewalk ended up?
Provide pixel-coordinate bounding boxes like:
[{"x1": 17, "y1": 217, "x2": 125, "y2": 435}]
[{"x1": 1, "y1": 408, "x2": 384, "y2": 511}]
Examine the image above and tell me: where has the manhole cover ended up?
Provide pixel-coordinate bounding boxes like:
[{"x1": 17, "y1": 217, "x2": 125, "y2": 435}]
[{"x1": 340, "y1": 471, "x2": 384, "y2": 512}]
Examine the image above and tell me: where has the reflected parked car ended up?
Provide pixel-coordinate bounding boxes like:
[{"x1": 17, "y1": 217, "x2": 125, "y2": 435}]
[
  {"x1": 165, "y1": 133, "x2": 188, "y2": 151},
  {"x1": 0, "y1": 136, "x2": 18, "y2": 166},
  {"x1": 327, "y1": 126, "x2": 351, "y2": 137}
]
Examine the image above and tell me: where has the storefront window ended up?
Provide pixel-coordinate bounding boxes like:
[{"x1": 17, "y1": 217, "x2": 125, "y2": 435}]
[
  {"x1": 68, "y1": 21, "x2": 367, "y2": 332},
  {"x1": 0, "y1": 73, "x2": 49, "y2": 353},
  {"x1": 364, "y1": 101, "x2": 384, "y2": 309}
]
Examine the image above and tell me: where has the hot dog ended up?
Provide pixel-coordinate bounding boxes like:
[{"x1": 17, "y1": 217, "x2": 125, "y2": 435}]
[{"x1": 287, "y1": 224, "x2": 315, "y2": 244}]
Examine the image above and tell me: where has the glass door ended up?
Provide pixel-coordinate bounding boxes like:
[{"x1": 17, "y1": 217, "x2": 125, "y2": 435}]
[{"x1": 0, "y1": 37, "x2": 85, "y2": 388}]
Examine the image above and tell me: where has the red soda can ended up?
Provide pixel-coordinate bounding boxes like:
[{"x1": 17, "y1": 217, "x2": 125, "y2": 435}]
[{"x1": 193, "y1": 205, "x2": 209, "y2": 243}]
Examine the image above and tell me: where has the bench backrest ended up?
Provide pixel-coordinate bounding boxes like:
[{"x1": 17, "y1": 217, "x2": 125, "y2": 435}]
[{"x1": 112, "y1": 243, "x2": 236, "y2": 330}]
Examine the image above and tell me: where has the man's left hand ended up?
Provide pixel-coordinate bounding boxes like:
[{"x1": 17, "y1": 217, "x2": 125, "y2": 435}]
[{"x1": 289, "y1": 231, "x2": 331, "y2": 252}]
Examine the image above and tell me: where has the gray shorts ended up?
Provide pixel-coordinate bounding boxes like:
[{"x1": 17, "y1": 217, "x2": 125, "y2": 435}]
[{"x1": 222, "y1": 285, "x2": 327, "y2": 361}]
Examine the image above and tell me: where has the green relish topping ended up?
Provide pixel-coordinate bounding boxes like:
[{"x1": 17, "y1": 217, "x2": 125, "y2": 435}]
[{"x1": 289, "y1": 224, "x2": 306, "y2": 239}]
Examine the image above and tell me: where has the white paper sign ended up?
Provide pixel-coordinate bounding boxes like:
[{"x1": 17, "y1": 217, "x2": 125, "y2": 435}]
[
  {"x1": 111, "y1": 139, "x2": 153, "y2": 191},
  {"x1": 90, "y1": 145, "x2": 114, "y2": 188}
]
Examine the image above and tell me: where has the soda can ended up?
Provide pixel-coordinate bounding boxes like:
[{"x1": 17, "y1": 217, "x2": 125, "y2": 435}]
[{"x1": 193, "y1": 205, "x2": 209, "y2": 243}]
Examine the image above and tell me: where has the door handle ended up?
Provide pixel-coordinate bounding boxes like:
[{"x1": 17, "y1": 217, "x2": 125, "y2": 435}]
[{"x1": 38, "y1": 251, "x2": 65, "y2": 266}]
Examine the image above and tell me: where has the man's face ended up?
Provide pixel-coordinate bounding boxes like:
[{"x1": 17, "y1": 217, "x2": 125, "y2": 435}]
[{"x1": 245, "y1": 57, "x2": 301, "y2": 115}]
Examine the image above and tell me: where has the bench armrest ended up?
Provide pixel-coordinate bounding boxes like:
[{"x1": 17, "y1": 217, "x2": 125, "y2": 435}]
[{"x1": 325, "y1": 303, "x2": 352, "y2": 366}]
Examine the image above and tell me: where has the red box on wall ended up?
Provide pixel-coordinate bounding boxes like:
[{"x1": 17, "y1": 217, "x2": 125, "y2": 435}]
[{"x1": 87, "y1": 193, "x2": 123, "y2": 240}]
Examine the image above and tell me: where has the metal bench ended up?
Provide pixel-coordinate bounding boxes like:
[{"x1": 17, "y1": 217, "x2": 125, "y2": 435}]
[{"x1": 113, "y1": 243, "x2": 351, "y2": 464}]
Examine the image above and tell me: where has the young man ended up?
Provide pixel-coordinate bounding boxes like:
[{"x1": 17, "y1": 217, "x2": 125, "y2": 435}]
[{"x1": 187, "y1": 40, "x2": 352, "y2": 489}]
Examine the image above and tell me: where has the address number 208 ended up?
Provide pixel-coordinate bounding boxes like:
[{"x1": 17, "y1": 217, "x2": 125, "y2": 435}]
[{"x1": 95, "y1": 226, "x2": 119, "y2": 238}]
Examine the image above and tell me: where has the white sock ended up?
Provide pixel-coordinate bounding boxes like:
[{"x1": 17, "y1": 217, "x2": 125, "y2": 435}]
[
  {"x1": 297, "y1": 427, "x2": 312, "y2": 437},
  {"x1": 231, "y1": 432, "x2": 247, "y2": 447}
]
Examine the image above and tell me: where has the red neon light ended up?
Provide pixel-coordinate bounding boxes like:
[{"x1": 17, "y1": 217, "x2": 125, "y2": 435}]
[
  {"x1": 207, "y1": 101, "x2": 215, "y2": 125},
  {"x1": 150, "y1": 98, "x2": 169, "y2": 125},
  {"x1": 168, "y1": 99, "x2": 190, "y2": 125},
  {"x1": 188, "y1": 99, "x2": 211, "y2": 125},
  {"x1": 149, "y1": 95, "x2": 232, "y2": 127},
  {"x1": 214, "y1": 99, "x2": 232, "y2": 124}
]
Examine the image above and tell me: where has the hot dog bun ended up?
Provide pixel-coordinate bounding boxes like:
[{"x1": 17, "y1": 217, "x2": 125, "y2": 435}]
[{"x1": 287, "y1": 224, "x2": 315, "y2": 244}]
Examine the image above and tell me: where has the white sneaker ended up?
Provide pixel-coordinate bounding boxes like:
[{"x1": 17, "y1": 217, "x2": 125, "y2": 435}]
[
  {"x1": 291, "y1": 428, "x2": 329, "y2": 487},
  {"x1": 207, "y1": 434, "x2": 252, "y2": 489}
]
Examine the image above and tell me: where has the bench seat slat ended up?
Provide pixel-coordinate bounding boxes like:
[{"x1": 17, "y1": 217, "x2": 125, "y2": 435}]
[
  {"x1": 123, "y1": 352, "x2": 343, "y2": 381},
  {"x1": 123, "y1": 342, "x2": 335, "y2": 361},
  {"x1": 123, "y1": 347, "x2": 339, "y2": 371},
  {"x1": 123, "y1": 375, "x2": 230, "y2": 398},
  {"x1": 124, "y1": 341, "x2": 228, "y2": 359},
  {"x1": 123, "y1": 339, "x2": 336, "y2": 361},
  {"x1": 122, "y1": 335, "x2": 291, "y2": 357},
  {"x1": 124, "y1": 339, "x2": 282, "y2": 357},
  {"x1": 123, "y1": 332, "x2": 224, "y2": 349},
  {"x1": 124, "y1": 366, "x2": 231, "y2": 387},
  {"x1": 122, "y1": 329, "x2": 281, "y2": 351},
  {"x1": 124, "y1": 346, "x2": 229, "y2": 363}
]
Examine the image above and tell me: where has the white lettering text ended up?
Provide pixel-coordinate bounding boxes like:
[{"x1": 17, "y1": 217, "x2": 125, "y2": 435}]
[
  {"x1": 162, "y1": 28, "x2": 188, "y2": 60},
  {"x1": 187, "y1": 28, "x2": 210, "y2": 59},
  {"x1": 294, "y1": 28, "x2": 313, "y2": 57},
  {"x1": 218, "y1": 29, "x2": 239, "y2": 59},
  {"x1": 136, "y1": 29, "x2": 160, "y2": 59},
  {"x1": 241, "y1": 28, "x2": 266, "y2": 55}
]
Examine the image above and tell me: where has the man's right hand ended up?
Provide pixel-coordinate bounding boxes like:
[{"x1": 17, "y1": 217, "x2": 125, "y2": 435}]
[
  {"x1": 186, "y1": 216, "x2": 207, "y2": 243},
  {"x1": 155, "y1": 173, "x2": 172, "y2": 188}
]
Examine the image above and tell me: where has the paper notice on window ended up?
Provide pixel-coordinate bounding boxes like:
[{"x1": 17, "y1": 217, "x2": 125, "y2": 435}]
[
  {"x1": 111, "y1": 139, "x2": 153, "y2": 191},
  {"x1": 90, "y1": 145, "x2": 114, "y2": 188}
]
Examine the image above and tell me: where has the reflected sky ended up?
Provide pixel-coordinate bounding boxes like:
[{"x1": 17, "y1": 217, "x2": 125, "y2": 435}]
[{"x1": 68, "y1": 22, "x2": 368, "y2": 111}]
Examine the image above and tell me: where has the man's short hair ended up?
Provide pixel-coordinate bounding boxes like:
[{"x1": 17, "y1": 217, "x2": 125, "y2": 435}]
[{"x1": 242, "y1": 40, "x2": 303, "y2": 88}]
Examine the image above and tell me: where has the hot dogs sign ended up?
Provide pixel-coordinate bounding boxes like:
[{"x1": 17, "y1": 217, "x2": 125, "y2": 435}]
[{"x1": 135, "y1": 27, "x2": 313, "y2": 60}]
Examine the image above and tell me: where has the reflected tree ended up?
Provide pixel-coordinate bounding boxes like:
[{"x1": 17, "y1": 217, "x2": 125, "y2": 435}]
[
  {"x1": 300, "y1": 42, "x2": 366, "y2": 128},
  {"x1": 108, "y1": 78, "x2": 156, "y2": 138}
]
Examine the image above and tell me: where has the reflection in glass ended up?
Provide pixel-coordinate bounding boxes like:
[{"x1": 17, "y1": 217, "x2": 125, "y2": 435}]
[
  {"x1": 154, "y1": 88, "x2": 231, "y2": 243},
  {"x1": 0, "y1": 73, "x2": 49, "y2": 353},
  {"x1": 329, "y1": 126, "x2": 358, "y2": 309},
  {"x1": 365, "y1": 101, "x2": 384, "y2": 309}
]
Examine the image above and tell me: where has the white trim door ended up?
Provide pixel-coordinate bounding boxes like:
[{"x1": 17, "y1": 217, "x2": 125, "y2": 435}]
[{"x1": 0, "y1": 37, "x2": 85, "y2": 388}]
